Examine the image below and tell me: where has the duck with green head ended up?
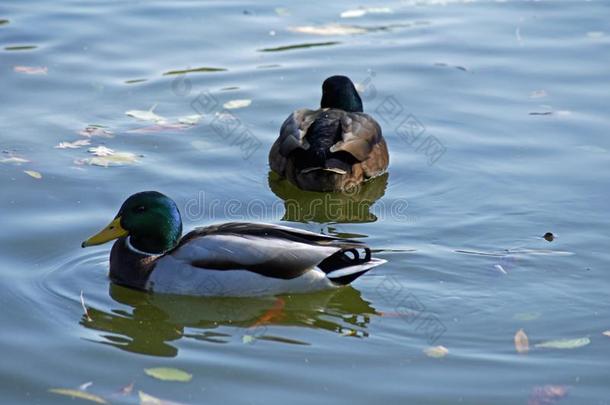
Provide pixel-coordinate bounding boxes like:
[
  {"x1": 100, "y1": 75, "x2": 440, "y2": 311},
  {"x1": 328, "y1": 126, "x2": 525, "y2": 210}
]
[
  {"x1": 269, "y1": 75, "x2": 389, "y2": 192},
  {"x1": 82, "y1": 191, "x2": 386, "y2": 296}
]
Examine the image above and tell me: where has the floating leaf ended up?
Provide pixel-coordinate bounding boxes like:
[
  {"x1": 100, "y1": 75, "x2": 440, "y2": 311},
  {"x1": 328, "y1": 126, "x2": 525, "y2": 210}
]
[
  {"x1": 77, "y1": 147, "x2": 140, "y2": 167},
  {"x1": 162, "y1": 67, "x2": 226, "y2": 75},
  {"x1": 14, "y1": 65, "x2": 48, "y2": 75},
  {"x1": 55, "y1": 139, "x2": 91, "y2": 149},
  {"x1": 535, "y1": 337, "x2": 590, "y2": 350},
  {"x1": 340, "y1": 7, "x2": 393, "y2": 18},
  {"x1": 258, "y1": 41, "x2": 340, "y2": 53},
  {"x1": 79, "y1": 125, "x2": 113, "y2": 138},
  {"x1": 125, "y1": 78, "x2": 147, "y2": 84},
  {"x1": 49, "y1": 388, "x2": 107, "y2": 404},
  {"x1": 288, "y1": 24, "x2": 368, "y2": 36},
  {"x1": 603, "y1": 331, "x2": 610, "y2": 337},
  {"x1": 0, "y1": 156, "x2": 29, "y2": 164},
  {"x1": 177, "y1": 114, "x2": 203, "y2": 125},
  {"x1": 24, "y1": 170, "x2": 42, "y2": 179},
  {"x1": 528, "y1": 385, "x2": 569, "y2": 405},
  {"x1": 223, "y1": 99, "x2": 251, "y2": 109},
  {"x1": 126, "y1": 105, "x2": 167, "y2": 124},
  {"x1": 543, "y1": 232, "x2": 555, "y2": 242},
  {"x1": 424, "y1": 345, "x2": 449, "y2": 358},
  {"x1": 84, "y1": 153, "x2": 139, "y2": 167},
  {"x1": 514, "y1": 329, "x2": 529, "y2": 354},
  {"x1": 138, "y1": 391, "x2": 184, "y2": 405},
  {"x1": 144, "y1": 367, "x2": 192, "y2": 382},
  {"x1": 5, "y1": 45, "x2": 37, "y2": 51},
  {"x1": 0, "y1": 19, "x2": 9, "y2": 25}
]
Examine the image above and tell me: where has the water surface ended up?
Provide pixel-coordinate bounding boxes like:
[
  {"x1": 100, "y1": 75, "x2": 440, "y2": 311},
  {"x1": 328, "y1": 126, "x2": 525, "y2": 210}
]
[{"x1": 1, "y1": 1, "x2": 609, "y2": 404}]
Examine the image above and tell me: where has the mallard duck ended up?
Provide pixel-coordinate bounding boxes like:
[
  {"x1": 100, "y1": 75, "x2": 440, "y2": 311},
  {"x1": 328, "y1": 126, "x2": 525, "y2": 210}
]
[
  {"x1": 269, "y1": 75, "x2": 389, "y2": 192},
  {"x1": 82, "y1": 191, "x2": 386, "y2": 297}
]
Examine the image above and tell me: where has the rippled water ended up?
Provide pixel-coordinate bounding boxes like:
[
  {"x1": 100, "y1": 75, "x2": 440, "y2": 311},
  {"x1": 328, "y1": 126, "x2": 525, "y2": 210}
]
[{"x1": 1, "y1": 1, "x2": 609, "y2": 404}]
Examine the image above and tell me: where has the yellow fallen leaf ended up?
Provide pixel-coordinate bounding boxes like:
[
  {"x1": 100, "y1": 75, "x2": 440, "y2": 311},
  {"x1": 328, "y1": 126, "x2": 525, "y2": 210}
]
[
  {"x1": 514, "y1": 328, "x2": 529, "y2": 354},
  {"x1": 138, "y1": 390, "x2": 184, "y2": 405},
  {"x1": 424, "y1": 345, "x2": 449, "y2": 358},
  {"x1": 49, "y1": 388, "x2": 107, "y2": 404},
  {"x1": 144, "y1": 367, "x2": 192, "y2": 382},
  {"x1": 24, "y1": 170, "x2": 42, "y2": 179}
]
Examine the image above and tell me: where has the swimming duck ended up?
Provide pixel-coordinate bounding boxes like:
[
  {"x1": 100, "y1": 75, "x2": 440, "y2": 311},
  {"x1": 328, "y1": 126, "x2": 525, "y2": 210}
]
[
  {"x1": 82, "y1": 191, "x2": 386, "y2": 297},
  {"x1": 269, "y1": 75, "x2": 389, "y2": 192}
]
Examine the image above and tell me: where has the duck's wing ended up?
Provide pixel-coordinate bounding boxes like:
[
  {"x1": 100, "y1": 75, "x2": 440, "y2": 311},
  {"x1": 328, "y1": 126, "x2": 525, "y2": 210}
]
[
  {"x1": 269, "y1": 109, "x2": 320, "y2": 175},
  {"x1": 330, "y1": 112, "x2": 383, "y2": 162},
  {"x1": 166, "y1": 222, "x2": 364, "y2": 280}
]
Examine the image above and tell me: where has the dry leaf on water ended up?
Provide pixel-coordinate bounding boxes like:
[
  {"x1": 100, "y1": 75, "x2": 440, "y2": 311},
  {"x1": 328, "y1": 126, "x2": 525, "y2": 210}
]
[
  {"x1": 55, "y1": 139, "x2": 91, "y2": 149},
  {"x1": 49, "y1": 388, "x2": 107, "y2": 404},
  {"x1": 14, "y1": 65, "x2": 48, "y2": 75},
  {"x1": 424, "y1": 345, "x2": 449, "y2": 358},
  {"x1": 514, "y1": 329, "x2": 529, "y2": 354},
  {"x1": 138, "y1": 391, "x2": 184, "y2": 405},
  {"x1": 0, "y1": 155, "x2": 29, "y2": 164},
  {"x1": 223, "y1": 99, "x2": 252, "y2": 109},
  {"x1": 535, "y1": 337, "x2": 590, "y2": 350},
  {"x1": 75, "y1": 147, "x2": 140, "y2": 167},
  {"x1": 177, "y1": 114, "x2": 203, "y2": 125},
  {"x1": 340, "y1": 7, "x2": 393, "y2": 18},
  {"x1": 24, "y1": 170, "x2": 42, "y2": 179},
  {"x1": 126, "y1": 105, "x2": 167, "y2": 124},
  {"x1": 144, "y1": 367, "x2": 192, "y2": 382}
]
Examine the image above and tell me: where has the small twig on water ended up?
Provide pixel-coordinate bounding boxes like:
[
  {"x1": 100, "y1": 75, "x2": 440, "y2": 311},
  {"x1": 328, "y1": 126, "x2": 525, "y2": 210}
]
[{"x1": 80, "y1": 290, "x2": 92, "y2": 322}]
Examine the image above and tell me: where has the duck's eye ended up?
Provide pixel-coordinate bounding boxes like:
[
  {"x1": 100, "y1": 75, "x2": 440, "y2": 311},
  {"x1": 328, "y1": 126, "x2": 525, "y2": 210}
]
[{"x1": 134, "y1": 206, "x2": 147, "y2": 213}]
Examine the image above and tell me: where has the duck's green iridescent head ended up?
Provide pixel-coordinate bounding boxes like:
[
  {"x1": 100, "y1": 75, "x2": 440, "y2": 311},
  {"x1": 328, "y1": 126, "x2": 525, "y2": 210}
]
[
  {"x1": 82, "y1": 191, "x2": 182, "y2": 254},
  {"x1": 320, "y1": 75, "x2": 363, "y2": 113}
]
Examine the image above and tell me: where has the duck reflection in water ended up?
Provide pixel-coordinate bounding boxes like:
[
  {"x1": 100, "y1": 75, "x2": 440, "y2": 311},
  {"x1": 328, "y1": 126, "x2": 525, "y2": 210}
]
[
  {"x1": 268, "y1": 171, "x2": 388, "y2": 224},
  {"x1": 80, "y1": 284, "x2": 378, "y2": 357}
]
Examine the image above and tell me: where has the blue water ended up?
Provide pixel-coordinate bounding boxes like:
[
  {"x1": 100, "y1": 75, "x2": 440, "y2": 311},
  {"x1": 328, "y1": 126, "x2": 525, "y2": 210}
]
[{"x1": 1, "y1": 1, "x2": 609, "y2": 404}]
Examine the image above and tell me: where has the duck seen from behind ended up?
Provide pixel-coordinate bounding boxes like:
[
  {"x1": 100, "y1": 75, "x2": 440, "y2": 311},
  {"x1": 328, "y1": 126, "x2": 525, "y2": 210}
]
[
  {"x1": 269, "y1": 75, "x2": 389, "y2": 192},
  {"x1": 82, "y1": 191, "x2": 386, "y2": 297}
]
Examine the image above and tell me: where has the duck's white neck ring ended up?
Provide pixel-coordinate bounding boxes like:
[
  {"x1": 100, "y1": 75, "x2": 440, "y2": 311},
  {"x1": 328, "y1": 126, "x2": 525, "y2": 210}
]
[{"x1": 125, "y1": 236, "x2": 160, "y2": 257}]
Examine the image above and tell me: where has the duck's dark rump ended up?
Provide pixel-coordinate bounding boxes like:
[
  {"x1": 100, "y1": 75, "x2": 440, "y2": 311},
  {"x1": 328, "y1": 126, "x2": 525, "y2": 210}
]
[{"x1": 291, "y1": 116, "x2": 358, "y2": 174}]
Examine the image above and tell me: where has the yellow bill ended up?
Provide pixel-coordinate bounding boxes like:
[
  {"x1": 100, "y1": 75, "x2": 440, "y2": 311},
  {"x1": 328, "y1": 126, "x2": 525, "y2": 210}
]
[{"x1": 82, "y1": 217, "x2": 128, "y2": 247}]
